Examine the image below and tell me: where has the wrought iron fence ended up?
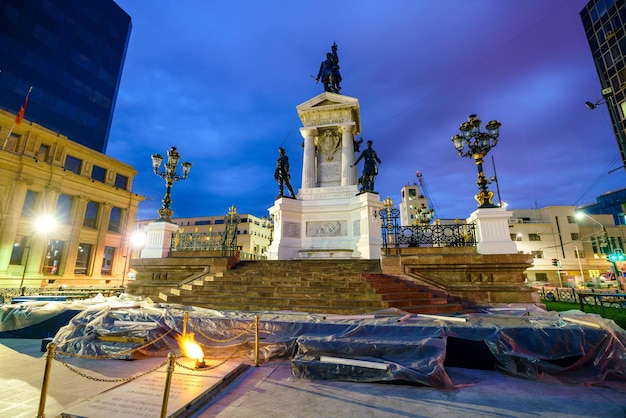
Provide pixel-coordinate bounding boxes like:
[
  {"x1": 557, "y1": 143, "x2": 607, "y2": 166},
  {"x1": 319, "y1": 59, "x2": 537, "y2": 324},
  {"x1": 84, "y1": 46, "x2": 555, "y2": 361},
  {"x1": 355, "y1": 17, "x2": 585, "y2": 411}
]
[
  {"x1": 379, "y1": 207, "x2": 477, "y2": 250},
  {"x1": 170, "y1": 206, "x2": 241, "y2": 253},
  {"x1": 170, "y1": 231, "x2": 228, "y2": 252}
]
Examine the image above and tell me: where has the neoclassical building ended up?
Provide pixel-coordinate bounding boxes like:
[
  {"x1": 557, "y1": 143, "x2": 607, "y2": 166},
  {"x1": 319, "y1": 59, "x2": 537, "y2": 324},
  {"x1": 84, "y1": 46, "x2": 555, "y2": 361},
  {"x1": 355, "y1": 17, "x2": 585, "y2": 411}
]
[{"x1": 0, "y1": 109, "x2": 143, "y2": 288}]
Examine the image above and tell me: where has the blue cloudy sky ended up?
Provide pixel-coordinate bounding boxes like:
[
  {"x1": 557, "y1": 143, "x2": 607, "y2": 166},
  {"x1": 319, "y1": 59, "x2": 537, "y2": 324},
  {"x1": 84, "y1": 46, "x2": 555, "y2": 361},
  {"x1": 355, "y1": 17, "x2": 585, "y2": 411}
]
[{"x1": 107, "y1": 0, "x2": 625, "y2": 221}]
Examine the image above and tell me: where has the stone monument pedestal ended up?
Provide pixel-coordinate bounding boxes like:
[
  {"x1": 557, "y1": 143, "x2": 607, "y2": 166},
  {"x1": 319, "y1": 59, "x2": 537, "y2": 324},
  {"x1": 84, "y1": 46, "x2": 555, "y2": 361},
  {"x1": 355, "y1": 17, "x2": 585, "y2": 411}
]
[
  {"x1": 467, "y1": 207, "x2": 517, "y2": 254},
  {"x1": 140, "y1": 221, "x2": 179, "y2": 259},
  {"x1": 267, "y1": 187, "x2": 382, "y2": 260}
]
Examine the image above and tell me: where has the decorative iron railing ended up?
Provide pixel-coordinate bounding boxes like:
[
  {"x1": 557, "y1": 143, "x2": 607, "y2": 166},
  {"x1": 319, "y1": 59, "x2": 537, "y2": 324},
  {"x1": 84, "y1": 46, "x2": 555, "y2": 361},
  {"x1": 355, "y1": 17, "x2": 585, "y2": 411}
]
[
  {"x1": 170, "y1": 231, "x2": 228, "y2": 252},
  {"x1": 379, "y1": 207, "x2": 477, "y2": 250}
]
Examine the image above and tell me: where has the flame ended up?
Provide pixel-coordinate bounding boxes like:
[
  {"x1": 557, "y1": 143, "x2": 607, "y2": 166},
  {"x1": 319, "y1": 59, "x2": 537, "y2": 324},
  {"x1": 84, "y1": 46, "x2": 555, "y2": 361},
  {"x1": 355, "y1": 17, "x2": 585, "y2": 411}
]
[{"x1": 176, "y1": 332, "x2": 204, "y2": 360}]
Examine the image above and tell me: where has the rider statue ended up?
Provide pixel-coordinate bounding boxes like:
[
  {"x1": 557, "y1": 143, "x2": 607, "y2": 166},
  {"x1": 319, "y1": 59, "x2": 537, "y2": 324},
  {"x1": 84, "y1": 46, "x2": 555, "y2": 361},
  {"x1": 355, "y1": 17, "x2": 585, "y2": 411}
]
[
  {"x1": 316, "y1": 42, "x2": 342, "y2": 94},
  {"x1": 353, "y1": 140, "x2": 381, "y2": 193}
]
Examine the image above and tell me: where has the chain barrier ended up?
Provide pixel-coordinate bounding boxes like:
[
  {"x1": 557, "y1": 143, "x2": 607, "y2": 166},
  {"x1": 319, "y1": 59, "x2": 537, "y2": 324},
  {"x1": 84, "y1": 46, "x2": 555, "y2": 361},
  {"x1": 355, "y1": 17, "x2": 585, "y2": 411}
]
[
  {"x1": 174, "y1": 345, "x2": 246, "y2": 372},
  {"x1": 54, "y1": 352, "x2": 170, "y2": 383},
  {"x1": 38, "y1": 314, "x2": 263, "y2": 417}
]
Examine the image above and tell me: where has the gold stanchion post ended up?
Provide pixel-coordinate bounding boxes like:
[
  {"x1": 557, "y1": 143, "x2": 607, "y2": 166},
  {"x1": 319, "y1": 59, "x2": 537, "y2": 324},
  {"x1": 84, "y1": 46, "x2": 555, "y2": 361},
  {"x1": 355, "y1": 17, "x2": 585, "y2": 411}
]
[
  {"x1": 37, "y1": 342, "x2": 56, "y2": 418},
  {"x1": 182, "y1": 312, "x2": 189, "y2": 339},
  {"x1": 254, "y1": 315, "x2": 260, "y2": 367},
  {"x1": 160, "y1": 352, "x2": 177, "y2": 418}
]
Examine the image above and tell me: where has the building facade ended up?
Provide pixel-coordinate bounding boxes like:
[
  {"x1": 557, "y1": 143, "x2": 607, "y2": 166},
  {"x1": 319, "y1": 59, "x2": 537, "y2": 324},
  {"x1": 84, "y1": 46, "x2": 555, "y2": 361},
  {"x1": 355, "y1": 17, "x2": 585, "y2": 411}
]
[
  {"x1": 578, "y1": 186, "x2": 626, "y2": 224},
  {"x1": 581, "y1": 0, "x2": 626, "y2": 170},
  {"x1": 136, "y1": 212, "x2": 274, "y2": 259},
  {"x1": 508, "y1": 205, "x2": 625, "y2": 287},
  {"x1": 0, "y1": 109, "x2": 143, "y2": 288},
  {"x1": 0, "y1": 0, "x2": 131, "y2": 153}
]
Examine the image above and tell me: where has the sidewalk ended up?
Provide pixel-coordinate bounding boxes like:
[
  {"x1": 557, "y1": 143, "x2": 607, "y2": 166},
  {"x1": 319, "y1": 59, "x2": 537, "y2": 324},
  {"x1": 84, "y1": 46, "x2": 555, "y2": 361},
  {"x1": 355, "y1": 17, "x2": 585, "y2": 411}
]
[{"x1": 1, "y1": 338, "x2": 625, "y2": 418}]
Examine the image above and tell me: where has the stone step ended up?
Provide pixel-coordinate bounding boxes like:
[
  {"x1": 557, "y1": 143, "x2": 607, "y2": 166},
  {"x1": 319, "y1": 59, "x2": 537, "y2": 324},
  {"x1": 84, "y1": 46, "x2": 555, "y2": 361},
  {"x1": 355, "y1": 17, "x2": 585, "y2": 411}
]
[{"x1": 132, "y1": 259, "x2": 466, "y2": 316}]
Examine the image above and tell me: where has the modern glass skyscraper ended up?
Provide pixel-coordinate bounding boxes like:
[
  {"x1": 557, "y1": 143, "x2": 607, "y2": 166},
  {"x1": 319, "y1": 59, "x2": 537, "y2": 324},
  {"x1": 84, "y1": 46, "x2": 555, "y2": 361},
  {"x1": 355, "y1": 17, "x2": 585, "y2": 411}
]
[
  {"x1": 0, "y1": 0, "x2": 131, "y2": 153},
  {"x1": 580, "y1": 0, "x2": 626, "y2": 171}
]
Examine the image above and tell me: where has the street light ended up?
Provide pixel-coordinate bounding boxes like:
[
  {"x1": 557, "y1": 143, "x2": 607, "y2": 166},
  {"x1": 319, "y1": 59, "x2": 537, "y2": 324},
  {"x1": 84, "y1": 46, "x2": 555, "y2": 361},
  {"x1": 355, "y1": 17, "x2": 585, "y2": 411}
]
[
  {"x1": 414, "y1": 203, "x2": 434, "y2": 225},
  {"x1": 575, "y1": 211, "x2": 622, "y2": 286},
  {"x1": 122, "y1": 230, "x2": 146, "y2": 287},
  {"x1": 451, "y1": 114, "x2": 501, "y2": 208},
  {"x1": 19, "y1": 214, "x2": 57, "y2": 293},
  {"x1": 151, "y1": 146, "x2": 192, "y2": 222}
]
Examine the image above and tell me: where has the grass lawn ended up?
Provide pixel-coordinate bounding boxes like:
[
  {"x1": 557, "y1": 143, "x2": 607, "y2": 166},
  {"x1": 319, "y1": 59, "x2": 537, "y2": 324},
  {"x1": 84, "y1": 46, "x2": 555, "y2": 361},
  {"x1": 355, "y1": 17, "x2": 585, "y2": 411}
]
[{"x1": 542, "y1": 299, "x2": 626, "y2": 330}]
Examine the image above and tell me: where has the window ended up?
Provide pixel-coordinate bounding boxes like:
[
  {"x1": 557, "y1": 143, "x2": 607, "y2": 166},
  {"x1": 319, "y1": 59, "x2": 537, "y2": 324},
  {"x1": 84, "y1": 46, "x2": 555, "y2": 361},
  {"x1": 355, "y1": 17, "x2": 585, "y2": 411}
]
[
  {"x1": 114, "y1": 174, "x2": 128, "y2": 190},
  {"x1": 64, "y1": 155, "x2": 82, "y2": 174},
  {"x1": 408, "y1": 188, "x2": 417, "y2": 199},
  {"x1": 535, "y1": 273, "x2": 548, "y2": 281},
  {"x1": 91, "y1": 165, "x2": 106, "y2": 183},
  {"x1": 4, "y1": 133, "x2": 20, "y2": 152},
  {"x1": 56, "y1": 194, "x2": 73, "y2": 224},
  {"x1": 37, "y1": 144, "x2": 50, "y2": 161},
  {"x1": 44, "y1": 239, "x2": 64, "y2": 275},
  {"x1": 21, "y1": 190, "x2": 40, "y2": 217},
  {"x1": 531, "y1": 250, "x2": 544, "y2": 259},
  {"x1": 528, "y1": 234, "x2": 541, "y2": 241},
  {"x1": 83, "y1": 201, "x2": 99, "y2": 228},
  {"x1": 215, "y1": 219, "x2": 224, "y2": 224},
  {"x1": 567, "y1": 215, "x2": 576, "y2": 224},
  {"x1": 575, "y1": 249, "x2": 585, "y2": 258},
  {"x1": 571, "y1": 233, "x2": 580, "y2": 241},
  {"x1": 9, "y1": 236, "x2": 27, "y2": 265},
  {"x1": 108, "y1": 207, "x2": 122, "y2": 232},
  {"x1": 101, "y1": 246, "x2": 115, "y2": 275},
  {"x1": 75, "y1": 243, "x2": 92, "y2": 274}
]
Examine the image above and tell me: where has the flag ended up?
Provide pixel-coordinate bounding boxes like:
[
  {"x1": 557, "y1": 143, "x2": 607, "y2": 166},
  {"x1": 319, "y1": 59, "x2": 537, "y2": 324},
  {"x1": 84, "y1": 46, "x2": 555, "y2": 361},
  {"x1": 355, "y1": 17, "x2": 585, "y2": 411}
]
[{"x1": 15, "y1": 87, "x2": 32, "y2": 126}]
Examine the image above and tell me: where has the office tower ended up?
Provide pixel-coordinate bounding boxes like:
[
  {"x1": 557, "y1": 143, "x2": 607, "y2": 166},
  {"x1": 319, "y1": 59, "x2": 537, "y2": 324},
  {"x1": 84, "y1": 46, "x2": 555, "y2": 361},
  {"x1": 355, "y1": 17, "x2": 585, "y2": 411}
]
[{"x1": 0, "y1": 0, "x2": 131, "y2": 153}]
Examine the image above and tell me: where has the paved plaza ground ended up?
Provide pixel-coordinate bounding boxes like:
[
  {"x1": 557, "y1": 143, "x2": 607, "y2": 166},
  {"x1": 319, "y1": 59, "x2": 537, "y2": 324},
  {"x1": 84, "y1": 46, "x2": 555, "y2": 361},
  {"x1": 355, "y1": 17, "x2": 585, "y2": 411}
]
[{"x1": 1, "y1": 338, "x2": 625, "y2": 418}]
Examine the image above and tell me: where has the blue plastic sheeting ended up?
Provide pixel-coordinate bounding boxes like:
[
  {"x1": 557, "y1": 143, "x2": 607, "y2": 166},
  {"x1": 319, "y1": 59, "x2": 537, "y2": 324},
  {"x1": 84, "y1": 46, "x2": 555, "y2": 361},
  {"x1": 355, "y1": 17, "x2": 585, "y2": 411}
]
[
  {"x1": 0, "y1": 301, "x2": 82, "y2": 338},
  {"x1": 48, "y1": 298, "x2": 626, "y2": 389}
]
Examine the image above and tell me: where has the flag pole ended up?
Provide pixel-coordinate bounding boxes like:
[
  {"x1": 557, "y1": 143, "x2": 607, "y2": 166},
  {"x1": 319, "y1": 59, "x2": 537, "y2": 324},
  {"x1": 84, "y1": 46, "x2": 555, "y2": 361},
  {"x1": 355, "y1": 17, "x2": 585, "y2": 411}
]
[{"x1": 2, "y1": 86, "x2": 32, "y2": 151}]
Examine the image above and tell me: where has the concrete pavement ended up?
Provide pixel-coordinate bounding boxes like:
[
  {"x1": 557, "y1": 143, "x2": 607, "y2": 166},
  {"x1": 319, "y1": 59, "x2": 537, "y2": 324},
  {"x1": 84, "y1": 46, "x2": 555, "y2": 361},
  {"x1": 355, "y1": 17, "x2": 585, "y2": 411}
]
[{"x1": 1, "y1": 338, "x2": 625, "y2": 418}]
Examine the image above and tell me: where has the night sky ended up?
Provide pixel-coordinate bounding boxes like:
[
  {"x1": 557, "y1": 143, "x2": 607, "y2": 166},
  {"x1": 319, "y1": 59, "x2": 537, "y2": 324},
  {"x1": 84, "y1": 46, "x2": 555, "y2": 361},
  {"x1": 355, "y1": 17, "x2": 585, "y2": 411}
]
[{"x1": 108, "y1": 0, "x2": 626, "y2": 221}]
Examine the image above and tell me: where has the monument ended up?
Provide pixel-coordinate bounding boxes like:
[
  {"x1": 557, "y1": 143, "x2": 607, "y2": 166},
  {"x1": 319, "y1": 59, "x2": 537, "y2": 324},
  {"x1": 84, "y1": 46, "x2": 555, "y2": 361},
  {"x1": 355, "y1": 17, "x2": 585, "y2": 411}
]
[{"x1": 267, "y1": 44, "x2": 383, "y2": 260}]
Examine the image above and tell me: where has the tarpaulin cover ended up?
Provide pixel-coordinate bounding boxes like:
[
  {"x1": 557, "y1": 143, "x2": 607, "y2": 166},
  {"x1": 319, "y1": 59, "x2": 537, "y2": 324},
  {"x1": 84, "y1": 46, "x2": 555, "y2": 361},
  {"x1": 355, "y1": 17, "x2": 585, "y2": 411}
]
[{"x1": 35, "y1": 295, "x2": 626, "y2": 389}]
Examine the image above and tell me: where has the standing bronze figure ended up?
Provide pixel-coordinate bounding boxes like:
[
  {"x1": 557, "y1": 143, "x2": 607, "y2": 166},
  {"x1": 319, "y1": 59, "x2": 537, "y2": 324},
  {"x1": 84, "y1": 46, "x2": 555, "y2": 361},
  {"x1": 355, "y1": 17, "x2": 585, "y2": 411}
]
[
  {"x1": 275, "y1": 147, "x2": 296, "y2": 199},
  {"x1": 316, "y1": 42, "x2": 342, "y2": 94},
  {"x1": 353, "y1": 140, "x2": 381, "y2": 193}
]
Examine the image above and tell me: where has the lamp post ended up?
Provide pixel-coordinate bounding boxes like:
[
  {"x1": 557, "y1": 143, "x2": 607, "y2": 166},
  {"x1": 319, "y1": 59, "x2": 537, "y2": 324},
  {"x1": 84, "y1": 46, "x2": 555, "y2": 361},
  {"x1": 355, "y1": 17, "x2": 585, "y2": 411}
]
[
  {"x1": 19, "y1": 214, "x2": 56, "y2": 294},
  {"x1": 414, "y1": 203, "x2": 434, "y2": 225},
  {"x1": 451, "y1": 114, "x2": 501, "y2": 208},
  {"x1": 575, "y1": 211, "x2": 621, "y2": 286},
  {"x1": 151, "y1": 146, "x2": 192, "y2": 222},
  {"x1": 121, "y1": 230, "x2": 146, "y2": 287}
]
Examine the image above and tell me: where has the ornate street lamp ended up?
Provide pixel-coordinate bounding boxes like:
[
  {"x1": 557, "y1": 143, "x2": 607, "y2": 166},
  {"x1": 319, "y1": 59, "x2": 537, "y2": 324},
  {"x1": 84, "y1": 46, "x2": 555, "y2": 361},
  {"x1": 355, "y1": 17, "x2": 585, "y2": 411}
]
[
  {"x1": 414, "y1": 203, "x2": 435, "y2": 225},
  {"x1": 451, "y1": 114, "x2": 501, "y2": 208},
  {"x1": 151, "y1": 147, "x2": 192, "y2": 222}
]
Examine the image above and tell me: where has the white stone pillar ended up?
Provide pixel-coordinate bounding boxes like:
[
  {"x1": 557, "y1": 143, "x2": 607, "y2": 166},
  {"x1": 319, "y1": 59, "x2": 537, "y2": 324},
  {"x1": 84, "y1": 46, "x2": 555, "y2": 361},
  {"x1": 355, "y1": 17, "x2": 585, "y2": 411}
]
[
  {"x1": 140, "y1": 221, "x2": 179, "y2": 258},
  {"x1": 339, "y1": 124, "x2": 357, "y2": 186},
  {"x1": 300, "y1": 127, "x2": 317, "y2": 189},
  {"x1": 467, "y1": 207, "x2": 517, "y2": 254}
]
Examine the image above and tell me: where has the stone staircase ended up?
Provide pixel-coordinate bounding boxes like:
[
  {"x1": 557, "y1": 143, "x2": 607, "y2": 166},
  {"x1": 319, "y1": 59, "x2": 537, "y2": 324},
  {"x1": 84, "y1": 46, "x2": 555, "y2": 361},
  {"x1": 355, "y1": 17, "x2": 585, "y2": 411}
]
[{"x1": 133, "y1": 259, "x2": 463, "y2": 315}]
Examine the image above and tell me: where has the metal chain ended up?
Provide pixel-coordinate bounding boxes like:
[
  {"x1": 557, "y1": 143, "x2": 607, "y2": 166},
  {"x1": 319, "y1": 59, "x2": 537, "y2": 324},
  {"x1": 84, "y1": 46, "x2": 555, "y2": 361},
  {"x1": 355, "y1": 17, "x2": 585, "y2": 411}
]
[
  {"x1": 175, "y1": 346, "x2": 246, "y2": 371},
  {"x1": 54, "y1": 351, "x2": 170, "y2": 383}
]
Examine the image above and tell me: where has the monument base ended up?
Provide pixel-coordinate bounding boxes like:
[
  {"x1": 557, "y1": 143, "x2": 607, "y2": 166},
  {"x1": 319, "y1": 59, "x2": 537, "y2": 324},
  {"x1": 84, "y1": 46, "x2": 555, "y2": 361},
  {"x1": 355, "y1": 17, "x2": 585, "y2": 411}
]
[
  {"x1": 267, "y1": 186, "x2": 383, "y2": 260},
  {"x1": 467, "y1": 207, "x2": 518, "y2": 254},
  {"x1": 140, "y1": 221, "x2": 179, "y2": 259}
]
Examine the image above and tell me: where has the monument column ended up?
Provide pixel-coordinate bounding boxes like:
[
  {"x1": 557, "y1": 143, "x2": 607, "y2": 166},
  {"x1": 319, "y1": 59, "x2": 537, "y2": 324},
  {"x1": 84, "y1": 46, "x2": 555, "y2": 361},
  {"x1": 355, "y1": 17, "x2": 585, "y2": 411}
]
[
  {"x1": 300, "y1": 127, "x2": 317, "y2": 189},
  {"x1": 339, "y1": 124, "x2": 357, "y2": 186}
]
